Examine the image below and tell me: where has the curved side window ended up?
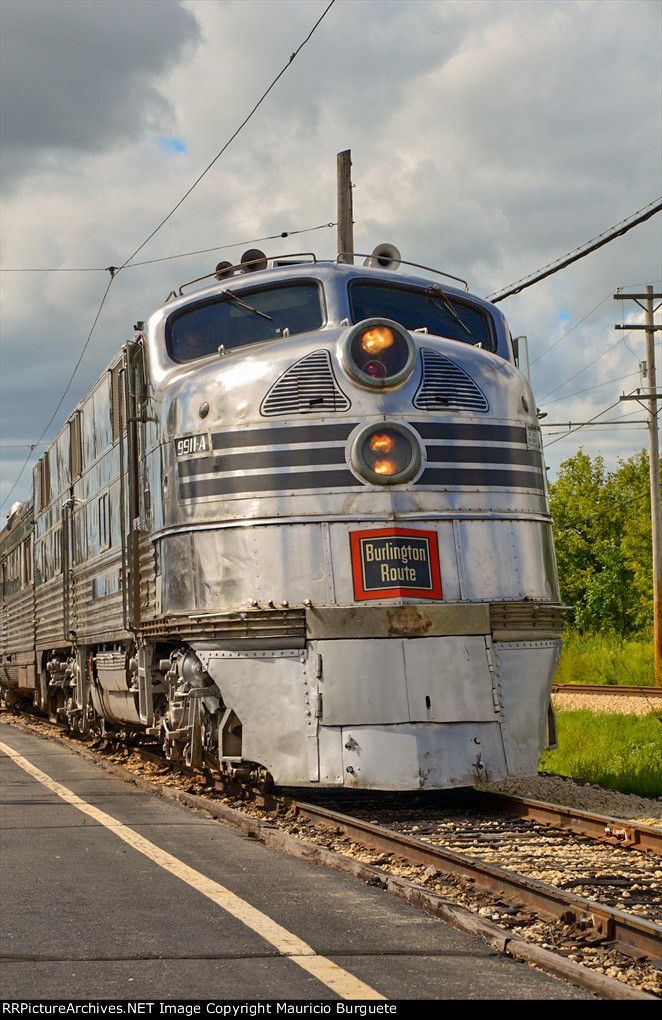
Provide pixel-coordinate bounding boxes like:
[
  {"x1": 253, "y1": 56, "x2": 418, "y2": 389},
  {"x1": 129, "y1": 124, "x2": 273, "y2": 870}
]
[{"x1": 167, "y1": 281, "x2": 325, "y2": 364}]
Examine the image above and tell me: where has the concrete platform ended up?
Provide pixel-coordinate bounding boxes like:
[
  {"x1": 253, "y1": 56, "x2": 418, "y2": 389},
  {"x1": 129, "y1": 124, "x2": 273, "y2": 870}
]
[{"x1": 0, "y1": 720, "x2": 595, "y2": 1000}]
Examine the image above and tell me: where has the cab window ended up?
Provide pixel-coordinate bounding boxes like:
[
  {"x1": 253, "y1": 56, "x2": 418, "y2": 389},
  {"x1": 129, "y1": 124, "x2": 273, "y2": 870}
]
[
  {"x1": 349, "y1": 281, "x2": 499, "y2": 354},
  {"x1": 167, "y1": 281, "x2": 324, "y2": 363}
]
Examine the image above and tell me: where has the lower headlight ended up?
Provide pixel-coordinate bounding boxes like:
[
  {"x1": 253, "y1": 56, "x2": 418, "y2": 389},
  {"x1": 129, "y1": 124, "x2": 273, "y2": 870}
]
[{"x1": 351, "y1": 422, "x2": 421, "y2": 485}]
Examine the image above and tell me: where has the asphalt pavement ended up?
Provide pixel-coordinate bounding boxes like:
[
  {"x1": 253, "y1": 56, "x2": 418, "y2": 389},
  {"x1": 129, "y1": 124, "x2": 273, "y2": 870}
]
[{"x1": 0, "y1": 719, "x2": 595, "y2": 1001}]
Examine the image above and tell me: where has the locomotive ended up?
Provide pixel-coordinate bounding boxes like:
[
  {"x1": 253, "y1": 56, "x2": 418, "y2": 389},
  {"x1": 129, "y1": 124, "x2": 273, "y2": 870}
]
[{"x1": 0, "y1": 245, "x2": 564, "y2": 789}]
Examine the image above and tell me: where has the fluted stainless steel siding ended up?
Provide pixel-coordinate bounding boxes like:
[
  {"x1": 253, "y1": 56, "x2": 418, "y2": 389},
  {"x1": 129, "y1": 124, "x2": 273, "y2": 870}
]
[
  {"x1": 5, "y1": 587, "x2": 35, "y2": 654},
  {"x1": 35, "y1": 577, "x2": 65, "y2": 650},
  {"x1": 72, "y1": 551, "x2": 126, "y2": 644}
]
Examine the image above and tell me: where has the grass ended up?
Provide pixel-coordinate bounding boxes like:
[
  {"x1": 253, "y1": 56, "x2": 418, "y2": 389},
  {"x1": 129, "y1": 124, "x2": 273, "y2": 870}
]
[
  {"x1": 555, "y1": 628, "x2": 655, "y2": 687},
  {"x1": 539, "y1": 710, "x2": 662, "y2": 797}
]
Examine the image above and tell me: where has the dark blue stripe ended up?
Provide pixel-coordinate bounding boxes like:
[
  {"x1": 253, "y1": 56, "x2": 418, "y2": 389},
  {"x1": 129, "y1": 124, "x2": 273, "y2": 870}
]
[
  {"x1": 179, "y1": 470, "x2": 362, "y2": 500},
  {"x1": 211, "y1": 422, "x2": 358, "y2": 450},
  {"x1": 416, "y1": 467, "x2": 544, "y2": 490}
]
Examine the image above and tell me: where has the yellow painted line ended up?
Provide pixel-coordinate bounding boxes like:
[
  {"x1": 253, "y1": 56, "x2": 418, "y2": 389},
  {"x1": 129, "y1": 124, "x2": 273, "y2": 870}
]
[{"x1": 0, "y1": 741, "x2": 385, "y2": 1000}]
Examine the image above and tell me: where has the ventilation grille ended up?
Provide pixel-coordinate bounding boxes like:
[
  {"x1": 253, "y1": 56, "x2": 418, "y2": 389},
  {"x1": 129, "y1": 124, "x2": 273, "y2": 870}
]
[
  {"x1": 413, "y1": 348, "x2": 489, "y2": 412},
  {"x1": 261, "y1": 350, "x2": 351, "y2": 416}
]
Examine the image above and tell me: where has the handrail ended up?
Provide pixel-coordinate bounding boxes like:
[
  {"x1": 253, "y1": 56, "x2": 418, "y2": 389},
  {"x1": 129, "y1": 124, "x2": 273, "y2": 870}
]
[
  {"x1": 337, "y1": 253, "x2": 469, "y2": 291},
  {"x1": 174, "y1": 253, "x2": 318, "y2": 297}
]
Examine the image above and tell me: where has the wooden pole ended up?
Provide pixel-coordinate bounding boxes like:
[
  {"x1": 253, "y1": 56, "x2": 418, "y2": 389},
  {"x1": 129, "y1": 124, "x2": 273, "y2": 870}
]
[
  {"x1": 337, "y1": 150, "x2": 354, "y2": 264},
  {"x1": 616, "y1": 286, "x2": 662, "y2": 684},
  {"x1": 642, "y1": 286, "x2": 662, "y2": 685}
]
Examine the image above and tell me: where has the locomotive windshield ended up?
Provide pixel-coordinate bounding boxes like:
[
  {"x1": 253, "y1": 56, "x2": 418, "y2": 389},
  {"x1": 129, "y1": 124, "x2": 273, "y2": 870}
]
[
  {"x1": 168, "y1": 281, "x2": 324, "y2": 363},
  {"x1": 349, "y1": 281, "x2": 498, "y2": 353}
]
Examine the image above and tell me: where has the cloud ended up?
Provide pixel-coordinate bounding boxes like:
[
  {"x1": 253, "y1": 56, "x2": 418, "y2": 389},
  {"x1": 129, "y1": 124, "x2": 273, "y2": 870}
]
[
  {"x1": 0, "y1": 0, "x2": 200, "y2": 190},
  {"x1": 1, "y1": 0, "x2": 660, "y2": 508}
]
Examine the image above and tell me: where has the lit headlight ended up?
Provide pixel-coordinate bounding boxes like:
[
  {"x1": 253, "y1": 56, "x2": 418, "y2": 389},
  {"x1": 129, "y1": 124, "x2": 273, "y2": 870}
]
[
  {"x1": 351, "y1": 422, "x2": 421, "y2": 485},
  {"x1": 341, "y1": 318, "x2": 415, "y2": 388}
]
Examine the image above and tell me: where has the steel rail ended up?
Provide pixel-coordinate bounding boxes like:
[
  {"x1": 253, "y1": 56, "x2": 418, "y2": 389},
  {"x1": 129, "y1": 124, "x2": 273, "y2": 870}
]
[
  {"x1": 291, "y1": 800, "x2": 662, "y2": 961},
  {"x1": 18, "y1": 714, "x2": 662, "y2": 857},
  {"x1": 553, "y1": 684, "x2": 662, "y2": 698},
  {"x1": 4, "y1": 711, "x2": 662, "y2": 983},
  {"x1": 480, "y1": 792, "x2": 662, "y2": 856}
]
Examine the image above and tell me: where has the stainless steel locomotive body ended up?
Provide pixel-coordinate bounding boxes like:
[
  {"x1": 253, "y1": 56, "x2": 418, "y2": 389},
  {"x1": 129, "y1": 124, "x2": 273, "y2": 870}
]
[{"x1": 1, "y1": 254, "x2": 564, "y2": 789}]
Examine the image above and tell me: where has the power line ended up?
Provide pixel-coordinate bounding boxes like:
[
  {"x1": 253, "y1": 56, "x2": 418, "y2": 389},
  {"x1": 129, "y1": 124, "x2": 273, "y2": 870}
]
[
  {"x1": 1, "y1": 275, "x2": 116, "y2": 513},
  {"x1": 0, "y1": 267, "x2": 104, "y2": 273},
  {"x1": 542, "y1": 370, "x2": 641, "y2": 407},
  {"x1": 538, "y1": 332, "x2": 632, "y2": 403},
  {"x1": 529, "y1": 292, "x2": 613, "y2": 367},
  {"x1": 488, "y1": 198, "x2": 662, "y2": 303},
  {"x1": 0, "y1": 221, "x2": 336, "y2": 272},
  {"x1": 543, "y1": 426, "x2": 646, "y2": 436},
  {"x1": 543, "y1": 398, "x2": 623, "y2": 448},
  {"x1": 118, "y1": 0, "x2": 337, "y2": 272},
  {"x1": 1, "y1": 5, "x2": 337, "y2": 512},
  {"x1": 126, "y1": 222, "x2": 335, "y2": 268},
  {"x1": 542, "y1": 411, "x2": 648, "y2": 425},
  {"x1": 0, "y1": 219, "x2": 336, "y2": 511}
]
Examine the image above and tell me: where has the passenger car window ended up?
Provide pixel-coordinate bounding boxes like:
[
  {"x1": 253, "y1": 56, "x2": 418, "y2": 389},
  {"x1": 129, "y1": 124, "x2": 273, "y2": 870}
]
[
  {"x1": 167, "y1": 282, "x2": 324, "y2": 363},
  {"x1": 349, "y1": 281, "x2": 498, "y2": 354}
]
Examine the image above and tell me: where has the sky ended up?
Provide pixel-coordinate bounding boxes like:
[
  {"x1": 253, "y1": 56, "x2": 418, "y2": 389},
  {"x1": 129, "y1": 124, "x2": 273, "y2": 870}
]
[{"x1": 1, "y1": 0, "x2": 661, "y2": 514}]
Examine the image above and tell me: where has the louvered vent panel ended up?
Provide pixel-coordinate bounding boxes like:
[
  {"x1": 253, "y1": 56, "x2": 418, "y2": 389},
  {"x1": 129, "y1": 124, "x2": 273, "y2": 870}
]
[
  {"x1": 413, "y1": 348, "x2": 489, "y2": 412},
  {"x1": 261, "y1": 350, "x2": 351, "y2": 416}
]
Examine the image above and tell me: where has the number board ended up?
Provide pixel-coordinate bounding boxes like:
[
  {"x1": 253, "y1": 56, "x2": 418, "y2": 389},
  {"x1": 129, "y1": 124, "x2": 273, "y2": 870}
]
[
  {"x1": 350, "y1": 527, "x2": 442, "y2": 601},
  {"x1": 175, "y1": 433, "x2": 209, "y2": 457}
]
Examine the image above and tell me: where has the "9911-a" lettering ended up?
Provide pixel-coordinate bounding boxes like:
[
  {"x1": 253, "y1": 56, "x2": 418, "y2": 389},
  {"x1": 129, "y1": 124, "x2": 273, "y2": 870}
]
[{"x1": 176, "y1": 434, "x2": 209, "y2": 457}]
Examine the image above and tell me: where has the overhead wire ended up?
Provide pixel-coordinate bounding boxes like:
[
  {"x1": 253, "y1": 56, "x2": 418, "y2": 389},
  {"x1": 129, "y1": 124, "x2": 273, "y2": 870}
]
[
  {"x1": 538, "y1": 332, "x2": 632, "y2": 402},
  {"x1": 125, "y1": 222, "x2": 336, "y2": 268},
  {"x1": 543, "y1": 426, "x2": 646, "y2": 437},
  {"x1": 0, "y1": 267, "x2": 105, "y2": 273},
  {"x1": 1, "y1": 2, "x2": 338, "y2": 512},
  {"x1": 541, "y1": 370, "x2": 641, "y2": 406},
  {"x1": 0, "y1": 221, "x2": 337, "y2": 272},
  {"x1": 529, "y1": 292, "x2": 613, "y2": 367},
  {"x1": 487, "y1": 197, "x2": 662, "y2": 302},
  {"x1": 0, "y1": 275, "x2": 116, "y2": 513},
  {"x1": 117, "y1": 0, "x2": 336, "y2": 272},
  {"x1": 543, "y1": 398, "x2": 623, "y2": 447}
]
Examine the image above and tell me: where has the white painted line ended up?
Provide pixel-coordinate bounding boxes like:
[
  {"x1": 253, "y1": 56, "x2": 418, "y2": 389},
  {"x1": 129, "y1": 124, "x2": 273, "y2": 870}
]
[{"x1": 0, "y1": 741, "x2": 385, "y2": 1000}]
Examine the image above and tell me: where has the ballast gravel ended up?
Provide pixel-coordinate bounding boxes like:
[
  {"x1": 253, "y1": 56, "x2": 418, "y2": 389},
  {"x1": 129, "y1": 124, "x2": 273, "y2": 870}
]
[
  {"x1": 4, "y1": 711, "x2": 661, "y2": 998},
  {"x1": 482, "y1": 773, "x2": 662, "y2": 828},
  {"x1": 553, "y1": 691, "x2": 662, "y2": 717}
]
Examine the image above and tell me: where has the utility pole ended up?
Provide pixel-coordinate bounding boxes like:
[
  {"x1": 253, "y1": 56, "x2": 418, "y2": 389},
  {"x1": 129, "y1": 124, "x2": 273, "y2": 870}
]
[
  {"x1": 337, "y1": 150, "x2": 354, "y2": 264},
  {"x1": 615, "y1": 285, "x2": 662, "y2": 685}
]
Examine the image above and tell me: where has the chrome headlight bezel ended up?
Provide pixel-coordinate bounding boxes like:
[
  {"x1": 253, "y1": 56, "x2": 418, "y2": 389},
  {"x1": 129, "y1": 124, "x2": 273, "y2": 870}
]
[
  {"x1": 350, "y1": 421, "x2": 422, "y2": 486},
  {"x1": 340, "y1": 317, "x2": 416, "y2": 389}
]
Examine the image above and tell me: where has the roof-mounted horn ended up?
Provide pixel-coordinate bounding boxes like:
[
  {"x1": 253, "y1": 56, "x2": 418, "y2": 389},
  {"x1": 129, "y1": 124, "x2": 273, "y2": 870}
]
[
  {"x1": 240, "y1": 249, "x2": 268, "y2": 273},
  {"x1": 363, "y1": 243, "x2": 402, "y2": 271},
  {"x1": 214, "y1": 261, "x2": 233, "y2": 280}
]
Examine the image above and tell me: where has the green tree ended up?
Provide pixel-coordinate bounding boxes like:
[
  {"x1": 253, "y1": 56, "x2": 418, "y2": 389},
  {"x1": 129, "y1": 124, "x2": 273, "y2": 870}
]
[
  {"x1": 548, "y1": 449, "x2": 654, "y2": 633},
  {"x1": 606, "y1": 450, "x2": 653, "y2": 630}
]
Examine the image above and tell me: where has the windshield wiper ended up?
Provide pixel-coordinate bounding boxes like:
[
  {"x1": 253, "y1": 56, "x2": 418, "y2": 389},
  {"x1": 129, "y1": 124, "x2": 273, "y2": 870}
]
[
  {"x1": 223, "y1": 288, "x2": 273, "y2": 321},
  {"x1": 425, "y1": 284, "x2": 472, "y2": 339}
]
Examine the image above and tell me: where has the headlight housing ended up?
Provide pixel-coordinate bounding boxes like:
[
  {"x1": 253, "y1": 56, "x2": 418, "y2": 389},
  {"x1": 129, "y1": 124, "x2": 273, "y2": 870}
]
[
  {"x1": 351, "y1": 422, "x2": 421, "y2": 485},
  {"x1": 341, "y1": 318, "x2": 415, "y2": 389}
]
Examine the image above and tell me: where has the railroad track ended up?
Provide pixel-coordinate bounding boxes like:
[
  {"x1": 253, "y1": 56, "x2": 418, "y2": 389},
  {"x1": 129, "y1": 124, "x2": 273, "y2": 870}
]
[
  {"x1": 3, "y1": 708, "x2": 661, "y2": 997},
  {"x1": 553, "y1": 684, "x2": 662, "y2": 698},
  {"x1": 128, "y1": 742, "x2": 662, "y2": 992},
  {"x1": 291, "y1": 798, "x2": 662, "y2": 960}
]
